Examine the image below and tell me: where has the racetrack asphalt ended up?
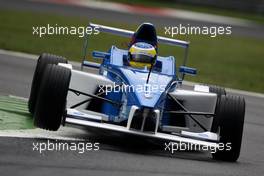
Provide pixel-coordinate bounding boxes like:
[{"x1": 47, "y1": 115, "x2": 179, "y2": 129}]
[
  {"x1": 0, "y1": 52, "x2": 264, "y2": 176},
  {"x1": 0, "y1": 0, "x2": 264, "y2": 39}
]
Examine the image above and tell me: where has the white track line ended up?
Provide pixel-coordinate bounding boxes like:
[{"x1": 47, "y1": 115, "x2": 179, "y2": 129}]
[
  {"x1": 8, "y1": 95, "x2": 29, "y2": 101},
  {"x1": 0, "y1": 49, "x2": 81, "y2": 68},
  {"x1": 0, "y1": 127, "x2": 88, "y2": 140},
  {"x1": 0, "y1": 49, "x2": 263, "y2": 98}
]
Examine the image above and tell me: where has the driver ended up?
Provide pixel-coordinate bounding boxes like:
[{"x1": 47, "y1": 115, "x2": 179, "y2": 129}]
[{"x1": 128, "y1": 42, "x2": 157, "y2": 69}]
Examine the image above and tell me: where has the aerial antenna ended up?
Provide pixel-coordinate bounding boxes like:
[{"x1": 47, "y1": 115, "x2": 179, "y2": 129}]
[{"x1": 146, "y1": 57, "x2": 156, "y2": 84}]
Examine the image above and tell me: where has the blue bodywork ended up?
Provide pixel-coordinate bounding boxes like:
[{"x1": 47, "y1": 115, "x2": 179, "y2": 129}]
[{"x1": 83, "y1": 46, "x2": 195, "y2": 124}]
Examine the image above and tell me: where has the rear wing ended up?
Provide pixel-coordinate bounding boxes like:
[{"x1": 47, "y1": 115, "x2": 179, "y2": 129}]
[
  {"x1": 90, "y1": 23, "x2": 189, "y2": 48},
  {"x1": 82, "y1": 23, "x2": 190, "y2": 72}
]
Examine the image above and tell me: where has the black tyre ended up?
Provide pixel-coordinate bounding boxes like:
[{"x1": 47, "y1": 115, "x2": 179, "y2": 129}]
[
  {"x1": 211, "y1": 95, "x2": 245, "y2": 162},
  {"x1": 34, "y1": 64, "x2": 71, "y2": 131},
  {"x1": 208, "y1": 85, "x2": 226, "y2": 97},
  {"x1": 28, "y1": 53, "x2": 67, "y2": 114}
]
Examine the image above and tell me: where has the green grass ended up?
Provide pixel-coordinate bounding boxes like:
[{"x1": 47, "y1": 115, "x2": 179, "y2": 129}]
[
  {"x1": 102, "y1": 0, "x2": 264, "y2": 24},
  {"x1": 0, "y1": 96, "x2": 33, "y2": 130},
  {"x1": 0, "y1": 10, "x2": 263, "y2": 93}
]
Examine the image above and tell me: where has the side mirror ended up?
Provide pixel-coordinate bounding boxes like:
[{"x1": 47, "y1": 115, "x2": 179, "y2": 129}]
[
  {"x1": 179, "y1": 66, "x2": 197, "y2": 76},
  {"x1": 92, "y1": 51, "x2": 110, "y2": 60}
]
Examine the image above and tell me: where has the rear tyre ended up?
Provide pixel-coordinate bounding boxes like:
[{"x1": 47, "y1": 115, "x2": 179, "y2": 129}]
[
  {"x1": 208, "y1": 85, "x2": 226, "y2": 97},
  {"x1": 211, "y1": 95, "x2": 245, "y2": 162},
  {"x1": 34, "y1": 64, "x2": 71, "y2": 131},
  {"x1": 28, "y1": 53, "x2": 67, "y2": 114}
]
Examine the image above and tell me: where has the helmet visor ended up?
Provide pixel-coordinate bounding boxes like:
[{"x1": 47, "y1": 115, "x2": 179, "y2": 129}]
[{"x1": 130, "y1": 54, "x2": 154, "y2": 63}]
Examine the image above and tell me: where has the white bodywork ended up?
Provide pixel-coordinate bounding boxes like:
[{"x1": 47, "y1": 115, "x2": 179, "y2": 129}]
[
  {"x1": 67, "y1": 69, "x2": 114, "y2": 109},
  {"x1": 169, "y1": 87, "x2": 217, "y2": 132},
  {"x1": 59, "y1": 64, "x2": 219, "y2": 148}
]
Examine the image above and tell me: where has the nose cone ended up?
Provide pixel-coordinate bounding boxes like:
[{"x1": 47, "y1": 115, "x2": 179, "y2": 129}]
[{"x1": 120, "y1": 68, "x2": 172, "y2": 108}]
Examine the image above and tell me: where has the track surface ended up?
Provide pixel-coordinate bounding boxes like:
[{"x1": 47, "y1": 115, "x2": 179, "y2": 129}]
[{"x1": 0, "y1": 52, "x2": 264, "y2": 176}]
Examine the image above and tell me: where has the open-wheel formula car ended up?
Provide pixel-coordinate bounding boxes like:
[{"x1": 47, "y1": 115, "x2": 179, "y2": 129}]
[{"x1": 28, "y1": 23, "x2": 246, "y2": 162}]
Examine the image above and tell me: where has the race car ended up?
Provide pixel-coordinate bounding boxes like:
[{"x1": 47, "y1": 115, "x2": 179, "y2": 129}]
[{"x1": 28, "y1": 23, "x2": 245, "y2": 162}]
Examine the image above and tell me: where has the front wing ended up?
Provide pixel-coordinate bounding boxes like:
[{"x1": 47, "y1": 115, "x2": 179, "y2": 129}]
[{"x1": 65, "y1": 109, "x2": 219, "y2": 149}]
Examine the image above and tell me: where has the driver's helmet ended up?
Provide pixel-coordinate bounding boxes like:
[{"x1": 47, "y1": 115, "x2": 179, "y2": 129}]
[{"x1": 128, "y1": 42, "x2": 157, "y2": 69}]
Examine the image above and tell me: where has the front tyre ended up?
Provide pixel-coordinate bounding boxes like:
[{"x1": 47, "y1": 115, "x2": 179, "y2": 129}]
[
  {"x1": 34, "y1": 64, "x2": 71, "y2": 131},
  {"x1": 211, "y1": 95, "x2": 245, "y2": 162},
  {"x1": 28, "y1": 53, "x2": 67, "y2": 114}
]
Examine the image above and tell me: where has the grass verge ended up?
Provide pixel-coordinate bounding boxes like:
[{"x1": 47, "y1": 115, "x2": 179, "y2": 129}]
[
  {"x1": 0, "y1": 96, "x2": 33, "y2": 130},
  {"x1": 0, "y1": 9, "x2": 263, "y2": 93}
]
